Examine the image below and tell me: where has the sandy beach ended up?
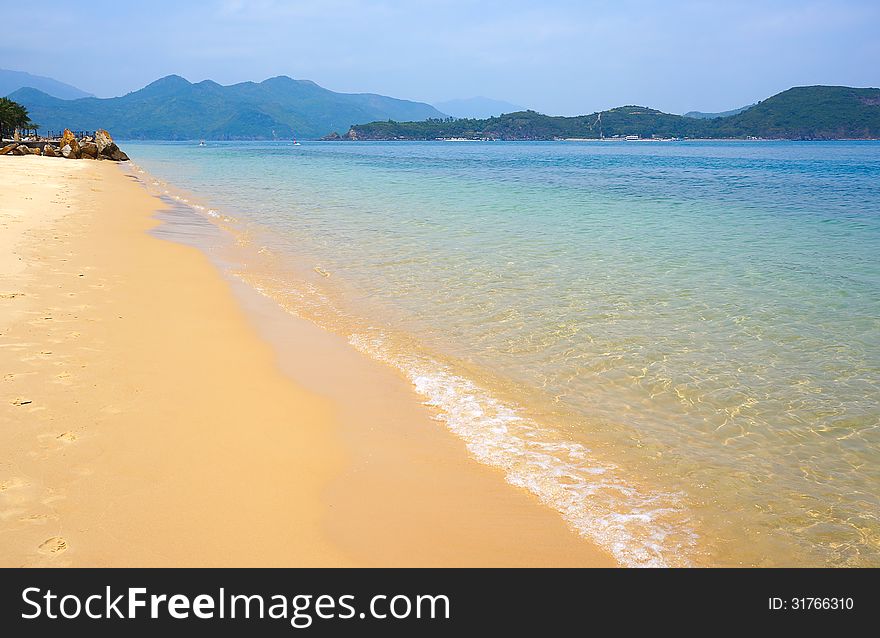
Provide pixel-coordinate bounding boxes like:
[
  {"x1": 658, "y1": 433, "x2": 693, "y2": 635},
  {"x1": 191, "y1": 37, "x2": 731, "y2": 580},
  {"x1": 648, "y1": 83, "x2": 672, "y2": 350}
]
[{"x1": 0, "y1": 155, "x2": 614, "y2": 567}]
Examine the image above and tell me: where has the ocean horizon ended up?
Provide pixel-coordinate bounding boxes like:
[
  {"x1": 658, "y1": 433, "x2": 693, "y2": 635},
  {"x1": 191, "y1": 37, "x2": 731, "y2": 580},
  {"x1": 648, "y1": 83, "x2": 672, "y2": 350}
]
[{"x1": 126, "y1": 139, "x2": 880, "y2": 567}]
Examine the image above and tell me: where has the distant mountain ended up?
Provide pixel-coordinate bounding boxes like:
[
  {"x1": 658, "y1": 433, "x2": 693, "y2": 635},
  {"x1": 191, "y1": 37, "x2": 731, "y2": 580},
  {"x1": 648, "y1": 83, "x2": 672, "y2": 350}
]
[
  {"x1": 684, "y1": 104, "x2": 755, "y2": 119},
  {"x1": 709, "y1": 86, "x2": 880, "y2": 139},
  {"x1": 345, "y1": 86, "x2": 880, "y2": 141},
  {"x1": 433, "y1": 96, "x2": 525, "y2": 119},
  {"x1": 9, "y1": 75, "x2": 445, "y2": 139},
  {"x1": 0, "y1": 69, "x2": 93, "y2": 100}
]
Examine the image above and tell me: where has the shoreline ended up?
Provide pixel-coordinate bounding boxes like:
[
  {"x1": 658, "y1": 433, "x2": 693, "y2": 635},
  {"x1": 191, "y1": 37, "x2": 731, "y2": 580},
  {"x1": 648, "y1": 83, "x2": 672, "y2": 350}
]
[
  {"x1": 0, "y1": 155, "x2": 616, "y2": 567},
  {"x1": 132, "y1": 163, "x2": 685, "y2": 568},
  {"x1": 113, "y1": 137, "x2": 880, "y2": 142}
]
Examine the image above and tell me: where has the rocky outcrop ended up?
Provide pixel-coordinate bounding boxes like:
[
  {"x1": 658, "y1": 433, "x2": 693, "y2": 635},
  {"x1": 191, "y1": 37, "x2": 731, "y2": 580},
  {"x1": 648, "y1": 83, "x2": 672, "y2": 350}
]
[
  {"x1": 2, "y1": 129, "x2": 128, "y2": 161},
  {"x1": 94, "y1": 129, "x2": 129, "y2": 161},
  {"x1": 94, "y1": 129, "x2": 113, "y2": 153},
  {"x1": 80, "y1": 141, "x2": 98, "y2": 159},
  {"x1": 59, "y1": 129, "x2": 81, "y2": 159},
  {"x1": 106, "y1": 147, "x2": 129, "y2": 161}
]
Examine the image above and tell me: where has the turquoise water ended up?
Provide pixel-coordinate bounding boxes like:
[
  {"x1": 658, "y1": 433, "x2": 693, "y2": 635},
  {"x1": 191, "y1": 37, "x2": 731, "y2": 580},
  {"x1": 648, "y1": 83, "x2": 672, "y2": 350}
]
[{"x1": 127, "y1": 140, "x2": 880, "y2": 567}]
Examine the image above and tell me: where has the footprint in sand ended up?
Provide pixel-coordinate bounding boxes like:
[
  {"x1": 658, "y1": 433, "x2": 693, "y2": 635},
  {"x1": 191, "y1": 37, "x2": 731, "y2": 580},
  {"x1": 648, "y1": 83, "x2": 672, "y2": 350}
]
[
  {"x1": 0, "y1": 292, "x2": 23, "y2": 299},
  {"x1": 38, "y1": 537, "x2": 68, "y2": 555},
  {"x1": 36, "y1": 431, "x2": 79, "y2": 447},
  {"x1": 11, "y1": 397, "x2": 33, "y2": 406},
  {"x1": 0, "y1": 477, "x2": 28, "y2": 492},
  {"x1": 19, "y1": 513, "x2": 51, "y2": 525}
]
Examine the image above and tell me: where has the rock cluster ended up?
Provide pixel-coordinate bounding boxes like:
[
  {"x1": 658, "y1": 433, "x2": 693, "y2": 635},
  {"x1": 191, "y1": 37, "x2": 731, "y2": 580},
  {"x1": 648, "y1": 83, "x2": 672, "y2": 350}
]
[
  {"x1": 0, "y1": 129, "x2": 129, "y2": 161},
  {"x1": 320, "y1": 130, "x2": 359, "y2": 141},
  {"x1": 0, "y1": 143, "x2": 40, "y2": 156},
  {"x1": 59, "y1": 129, "x2": 81, "y2": 158}
]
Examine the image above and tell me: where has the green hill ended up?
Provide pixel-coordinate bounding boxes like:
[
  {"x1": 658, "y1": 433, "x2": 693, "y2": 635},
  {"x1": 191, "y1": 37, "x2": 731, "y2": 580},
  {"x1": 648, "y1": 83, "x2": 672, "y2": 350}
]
[
  {"x1": 344, "y1": 86, "x2": 880, "y2": 141},
  {"x1": 711, "y1": 86, "x2": 880, "y2": 139},
  {"x1": 9, "y1": 75, "x2": 445, "y2": 140},
  {"x1": 343, "y1": 107, "x2": 713, "y2": 140}
]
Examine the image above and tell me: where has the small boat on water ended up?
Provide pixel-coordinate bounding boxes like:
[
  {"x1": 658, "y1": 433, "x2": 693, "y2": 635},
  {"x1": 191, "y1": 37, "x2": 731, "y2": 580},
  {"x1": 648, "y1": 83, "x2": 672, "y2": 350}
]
[{"x1": 198, "y1": 139, "x2": 206, "y2": 147}]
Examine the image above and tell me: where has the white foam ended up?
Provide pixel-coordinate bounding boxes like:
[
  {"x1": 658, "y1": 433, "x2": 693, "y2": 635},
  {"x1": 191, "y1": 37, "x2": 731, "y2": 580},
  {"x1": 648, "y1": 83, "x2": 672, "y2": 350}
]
[{"x1": 349, "y1": 331, "x2": 698, "y2": 567}]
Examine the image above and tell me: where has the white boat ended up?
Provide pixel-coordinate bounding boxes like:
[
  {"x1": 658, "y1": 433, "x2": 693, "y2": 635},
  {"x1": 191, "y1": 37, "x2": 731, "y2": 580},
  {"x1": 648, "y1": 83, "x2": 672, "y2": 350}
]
[{"x1": 198, "y1": 139, "x2": 206, "y2": 146}]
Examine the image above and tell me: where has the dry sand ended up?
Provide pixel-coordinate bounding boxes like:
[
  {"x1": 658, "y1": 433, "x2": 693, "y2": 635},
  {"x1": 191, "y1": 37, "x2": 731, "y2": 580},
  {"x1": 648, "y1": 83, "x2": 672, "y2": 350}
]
[{"x1": 0, "y1": 155, "x2": 615, "y2": 567}]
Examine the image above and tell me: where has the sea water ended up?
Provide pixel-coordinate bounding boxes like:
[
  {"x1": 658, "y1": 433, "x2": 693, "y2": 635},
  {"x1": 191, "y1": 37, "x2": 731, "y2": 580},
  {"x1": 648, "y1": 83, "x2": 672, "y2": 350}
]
[{"x1": 126, "y1": 140, "x2": 880, "y2": 567}]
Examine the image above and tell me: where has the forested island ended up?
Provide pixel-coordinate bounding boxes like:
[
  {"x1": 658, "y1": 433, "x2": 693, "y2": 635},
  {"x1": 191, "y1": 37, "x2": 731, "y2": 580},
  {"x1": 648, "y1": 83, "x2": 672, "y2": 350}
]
[{"x1": 331, "y1": 86, "x2": 880, "y2": 141}]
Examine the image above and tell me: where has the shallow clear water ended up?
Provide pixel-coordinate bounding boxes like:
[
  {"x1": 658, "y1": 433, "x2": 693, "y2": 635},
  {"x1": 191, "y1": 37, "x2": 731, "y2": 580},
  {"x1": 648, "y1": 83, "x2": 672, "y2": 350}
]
[{"x1": 127, "y1": 140, "x2": 880, "y2": 567}]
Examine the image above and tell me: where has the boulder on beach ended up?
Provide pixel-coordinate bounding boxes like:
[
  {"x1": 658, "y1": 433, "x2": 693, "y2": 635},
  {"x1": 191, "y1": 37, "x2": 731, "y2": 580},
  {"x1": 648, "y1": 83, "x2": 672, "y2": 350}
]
[
  {"x1": 15, "y1": 144, "x2": 31, "y2": 155},
  {"x1": 94, "y1": 129, "x2": 129, "y2": 161},
  {"x1": 31, "y1": 146, "x2": 42, "y2": 155},
  {"x1": 80, "y1": 141, "x2": 99, "y2": 159},
  {"x1": 60, "y1": 129, "x2": 81, "y2": 159},
  {"x1": 0, "y1": 143, "x2": 17, "y2": 155},
  {"x1": 60, "y1": 128, "x2": 77, "y2": 146},
  {"x1": 43, "y1": 145, "x2": 58, "y2": 157},
  {"x1": 109, "y1": 147, "x2": 129, "y2": 161},
  {"x1": 95, "y1": 129, "x2": 116, "y2": 153}
]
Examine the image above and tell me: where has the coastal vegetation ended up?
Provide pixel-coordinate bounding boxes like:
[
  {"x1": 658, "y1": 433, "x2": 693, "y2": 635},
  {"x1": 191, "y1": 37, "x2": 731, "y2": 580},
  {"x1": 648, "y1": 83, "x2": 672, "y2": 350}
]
[
  {"x1": 0, "y1": 97, "x2": 33, "y2": 139},
  {"x1": 341, "y1": 86, "x2": 880, "y2": 141}
]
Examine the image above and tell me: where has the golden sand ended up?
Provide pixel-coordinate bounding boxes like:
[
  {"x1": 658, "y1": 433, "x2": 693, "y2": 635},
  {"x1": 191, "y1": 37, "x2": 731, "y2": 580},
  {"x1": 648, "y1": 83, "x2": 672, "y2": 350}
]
[{"x1": 0, "y1": 155, "x2": 615, "y2": 567}]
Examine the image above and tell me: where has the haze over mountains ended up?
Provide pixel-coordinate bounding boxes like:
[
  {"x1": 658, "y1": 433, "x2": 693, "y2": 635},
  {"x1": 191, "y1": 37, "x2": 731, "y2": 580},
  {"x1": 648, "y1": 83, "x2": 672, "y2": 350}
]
[
  {"x1": 5, "y1": 70, "x2": 879, "y2": 141},
  {"x1": 9, "y1": 74, "x2": 445, "y2": 139},
  {"x1": 433, "y1": 97, "x2": 526, "y2": 119},
  {"x1": 0, "y1": 69, "x2": 93, "y2": 100},
  {"x1": 683, "y1": 104, "x2": 755, "y2": 119}
]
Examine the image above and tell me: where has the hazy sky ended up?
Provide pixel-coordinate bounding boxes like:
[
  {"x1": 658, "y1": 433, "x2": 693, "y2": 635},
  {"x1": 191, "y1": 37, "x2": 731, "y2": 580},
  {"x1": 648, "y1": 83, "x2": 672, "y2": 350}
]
[{"x1": 4, "y1": 0, "x2": 878, "y2": 115}]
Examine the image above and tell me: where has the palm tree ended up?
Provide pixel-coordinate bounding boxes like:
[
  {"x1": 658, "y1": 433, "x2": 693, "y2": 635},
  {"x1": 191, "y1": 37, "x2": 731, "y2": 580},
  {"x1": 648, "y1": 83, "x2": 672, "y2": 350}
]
[{"x1": 0, "y1": 97, "x2": 30, "y2": 140}]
